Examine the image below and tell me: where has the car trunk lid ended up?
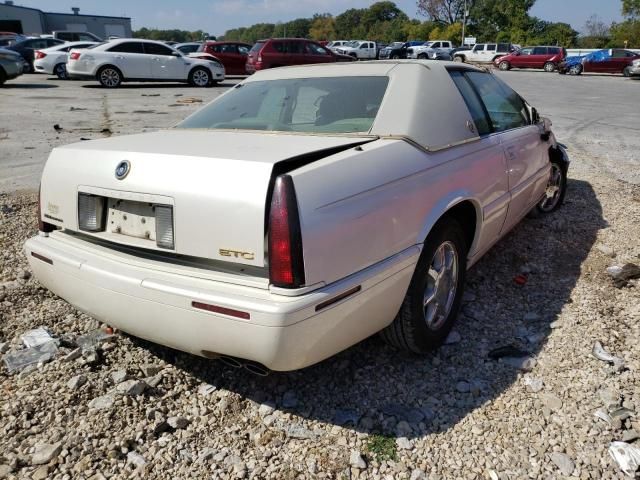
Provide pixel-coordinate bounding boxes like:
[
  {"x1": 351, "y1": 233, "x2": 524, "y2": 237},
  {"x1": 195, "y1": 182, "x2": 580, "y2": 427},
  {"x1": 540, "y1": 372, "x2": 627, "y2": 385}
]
[{"x1": 39, "y1": 129, "x2": 371, "y2": 269}]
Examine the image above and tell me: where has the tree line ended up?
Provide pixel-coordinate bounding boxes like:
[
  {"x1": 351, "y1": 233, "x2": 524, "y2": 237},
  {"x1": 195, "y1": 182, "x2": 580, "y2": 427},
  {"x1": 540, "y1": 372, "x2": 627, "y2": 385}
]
[{"x1": 132, "y1": 0, "x2": 640, "y2": 49}]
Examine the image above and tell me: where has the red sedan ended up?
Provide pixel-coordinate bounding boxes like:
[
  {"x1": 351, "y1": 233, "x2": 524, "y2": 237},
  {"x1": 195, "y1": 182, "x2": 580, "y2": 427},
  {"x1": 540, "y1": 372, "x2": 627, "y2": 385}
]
[{"x1": 193, "y1": 41, "x2": 252, "y2": 75}]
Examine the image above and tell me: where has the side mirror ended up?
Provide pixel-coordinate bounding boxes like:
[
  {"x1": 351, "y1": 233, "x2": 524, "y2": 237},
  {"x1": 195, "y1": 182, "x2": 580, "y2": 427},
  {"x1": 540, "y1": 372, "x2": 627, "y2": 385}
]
[
  {"x1": 171, "y1": 51, "x2": 182, "y2": 57},
  {"x1": 528, "y1": 105, "x2": 540, "y2": 125}
]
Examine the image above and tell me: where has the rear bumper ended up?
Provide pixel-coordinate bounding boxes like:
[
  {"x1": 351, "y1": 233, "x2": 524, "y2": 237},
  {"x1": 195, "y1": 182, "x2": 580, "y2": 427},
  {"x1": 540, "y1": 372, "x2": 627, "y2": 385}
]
[{"x1": 25, "y1": 232, "x2": 417, "y2": 370}]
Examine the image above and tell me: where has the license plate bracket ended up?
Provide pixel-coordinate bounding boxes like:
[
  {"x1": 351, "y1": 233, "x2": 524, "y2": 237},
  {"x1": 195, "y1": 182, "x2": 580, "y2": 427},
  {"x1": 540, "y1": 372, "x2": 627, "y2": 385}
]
[{"x1": 107, "y1": 199, "x2": 157, "y2": 241}]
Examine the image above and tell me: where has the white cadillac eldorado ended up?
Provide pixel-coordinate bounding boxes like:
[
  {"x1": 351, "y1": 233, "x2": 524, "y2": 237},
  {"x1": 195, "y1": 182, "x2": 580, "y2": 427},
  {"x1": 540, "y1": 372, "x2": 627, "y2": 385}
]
[{"x1": 26, "y1": 61, "x2": 569, "y2": 371}]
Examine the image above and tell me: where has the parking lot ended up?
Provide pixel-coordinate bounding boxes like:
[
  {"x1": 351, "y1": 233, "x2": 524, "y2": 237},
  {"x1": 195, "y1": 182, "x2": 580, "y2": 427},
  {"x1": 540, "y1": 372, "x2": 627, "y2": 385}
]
[{"x1": 1, "y1": 69, "x2": 639, "y2": 479}]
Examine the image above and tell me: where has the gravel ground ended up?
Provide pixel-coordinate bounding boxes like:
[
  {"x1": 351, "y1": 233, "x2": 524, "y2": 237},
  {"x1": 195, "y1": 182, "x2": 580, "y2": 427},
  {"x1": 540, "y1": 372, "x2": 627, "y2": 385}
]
[{"x1": 1, "y1": 72, "x2": 640, "y2": 479}]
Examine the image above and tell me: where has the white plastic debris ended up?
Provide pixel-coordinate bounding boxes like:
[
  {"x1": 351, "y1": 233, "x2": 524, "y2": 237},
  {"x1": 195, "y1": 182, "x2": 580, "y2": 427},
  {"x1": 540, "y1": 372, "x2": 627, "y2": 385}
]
[
  {"x1": 3, "y1": 341, "x2": 59, "y2": 373},
  {"x1": 606, "y1": 265, "x2": 623, "y2": 277},
  {"x1": 608, "y1": 441, "x2": 640, "y2": 477},
  {"x1": 21, "y1": 327, "x2": 54, "y2": 348},
  {"x1": 75, "y1": 328, "x2": 114, "y2": 351},
  {"x1": 592, "y1": 341, "x2": 625, "y2": 370}
]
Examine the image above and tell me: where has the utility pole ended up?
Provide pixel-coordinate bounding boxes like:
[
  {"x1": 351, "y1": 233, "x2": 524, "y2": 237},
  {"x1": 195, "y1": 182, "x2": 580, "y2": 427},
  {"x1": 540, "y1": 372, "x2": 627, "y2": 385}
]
[{"x1": 461, "y1": 0, "x2": 467, "y2": 46}]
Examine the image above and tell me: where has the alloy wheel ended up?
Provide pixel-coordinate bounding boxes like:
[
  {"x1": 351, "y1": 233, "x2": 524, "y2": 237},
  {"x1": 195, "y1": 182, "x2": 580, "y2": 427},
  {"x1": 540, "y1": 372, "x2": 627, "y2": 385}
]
[
  {"x1": 423, "y1": 241, "x2": 459, "y2": 330},
  {"x1": 100, "y1": 68, "x2": 120, "y2": 87},
  {"x1": 192, "y1": 69, "x2": 209, "y2": 87}
]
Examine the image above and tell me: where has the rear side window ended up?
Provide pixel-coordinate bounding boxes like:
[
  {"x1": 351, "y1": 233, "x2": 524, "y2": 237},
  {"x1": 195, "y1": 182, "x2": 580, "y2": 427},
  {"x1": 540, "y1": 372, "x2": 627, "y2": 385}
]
[
  {"x1": 532, "y1": 47, "x2": 547, "y2": 55},
  {"x1": 143, "y1": 42, "x2": 174, "y2": 56},
  {"x1": 548, "y1": 47, "x2": 560, "y2": 54},
  {"x1": 486, "y1": 44, "x2": 497, "y2": 51},
  {"x1": 108, "y1": 42, "x2": 144, "y2": 54},
  {"x1": 465, "y1": 72, "x2": 529, "y2": 132},
  {"x1": 448, "y1": 70, "x2": 491, "y2": 135},
  {"x1": 57, "y1": 33, "x2": 73, "y2": 41},
  {"x1": 497, "y1": 43, "x2": 510, "y2": 52},
  {"x1": 250, "y1": 42, "x2": 264, "y2": 53}
]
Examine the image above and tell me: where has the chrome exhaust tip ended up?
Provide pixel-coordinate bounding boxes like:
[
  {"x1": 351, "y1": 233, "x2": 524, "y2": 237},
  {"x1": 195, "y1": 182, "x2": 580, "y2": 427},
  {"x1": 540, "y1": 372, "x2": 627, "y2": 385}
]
[
  {"x1": 218, "y1": 355, "x2": 243, "y2": 368},
  {"x1": 244, "y1": 361, "x2": 270, "y2": 376}
]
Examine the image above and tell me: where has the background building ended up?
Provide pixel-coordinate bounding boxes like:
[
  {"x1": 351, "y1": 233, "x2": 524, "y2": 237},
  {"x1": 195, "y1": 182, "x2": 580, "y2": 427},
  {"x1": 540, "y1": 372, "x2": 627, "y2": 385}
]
[{"x1": 0, "y1": 1, "x2": 131, "y2": 38}]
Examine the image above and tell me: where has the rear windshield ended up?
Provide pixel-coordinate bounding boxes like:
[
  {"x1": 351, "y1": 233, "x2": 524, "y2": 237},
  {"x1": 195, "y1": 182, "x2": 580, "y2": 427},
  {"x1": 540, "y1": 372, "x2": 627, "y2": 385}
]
[
  {"x1": 177, "y1": 76, "x2": 389, "y2": 134},
  {"x1": 250, "y1": 42, "x2": 264, "y2": 53}
]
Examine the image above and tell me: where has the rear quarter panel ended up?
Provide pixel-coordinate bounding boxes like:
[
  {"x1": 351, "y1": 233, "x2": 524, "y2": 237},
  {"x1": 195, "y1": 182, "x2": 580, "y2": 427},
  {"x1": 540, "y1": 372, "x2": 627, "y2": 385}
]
[{"x1": 291, "y1": 138, "x2": 509, "y2": 286}]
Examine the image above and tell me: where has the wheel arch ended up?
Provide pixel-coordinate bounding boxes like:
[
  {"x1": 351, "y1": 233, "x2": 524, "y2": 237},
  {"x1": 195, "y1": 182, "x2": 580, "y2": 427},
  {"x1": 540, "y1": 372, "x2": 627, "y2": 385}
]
[{"x1": 417, "y1": 195, "x2": 481, "y2": 259}]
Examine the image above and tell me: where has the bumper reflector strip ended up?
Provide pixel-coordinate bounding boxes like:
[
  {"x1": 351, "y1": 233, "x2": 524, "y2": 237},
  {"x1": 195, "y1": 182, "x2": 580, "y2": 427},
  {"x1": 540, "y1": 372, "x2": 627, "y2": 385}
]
[
  {"x1": 315, "y1": 285, "x2": 361, "y2": 312},
  {"x1": 192, "y1": 301, "x2": 250, "y2": 320},
  {"x1": 31, "y1": 251, "x2": 53, "y2": 265}
]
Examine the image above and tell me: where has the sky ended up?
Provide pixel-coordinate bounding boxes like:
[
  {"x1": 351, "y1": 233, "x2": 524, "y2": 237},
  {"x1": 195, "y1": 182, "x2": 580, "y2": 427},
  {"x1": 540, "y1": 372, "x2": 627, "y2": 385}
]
[{"x1": 14, "y1": 0, "x2": 625, "y2": 37}]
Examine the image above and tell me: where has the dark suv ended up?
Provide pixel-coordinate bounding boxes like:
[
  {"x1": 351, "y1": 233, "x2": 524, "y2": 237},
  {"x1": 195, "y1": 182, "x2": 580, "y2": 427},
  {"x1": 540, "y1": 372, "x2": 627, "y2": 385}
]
[
  {"x1": 246, "y1": 38, "x2": 354, "y2": 73},
  {"x1": 495, "y1": 46, "x2": 567, "y2": 72}
]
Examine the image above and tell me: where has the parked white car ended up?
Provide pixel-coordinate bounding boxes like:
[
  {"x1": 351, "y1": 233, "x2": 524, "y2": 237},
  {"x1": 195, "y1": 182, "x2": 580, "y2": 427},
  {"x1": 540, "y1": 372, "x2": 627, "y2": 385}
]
[
  {"x1": 335, "y1": 40, "x2": 378, "y2": 60},
  {"x1": 33, "y1": 41, "x2": 98, "y2": 79},
  {"x1": 66, "y1": 38, "x2": 225, "y2": 87},
  {"x1": 408, "y1": 40, "x2": 454, "y2": 59},
  {"x1": 26, "y1": 61, "x2": 569, "y2": 371},
  {"x1": 453, "y1": 42, "x2": 513, "y2": 63}
]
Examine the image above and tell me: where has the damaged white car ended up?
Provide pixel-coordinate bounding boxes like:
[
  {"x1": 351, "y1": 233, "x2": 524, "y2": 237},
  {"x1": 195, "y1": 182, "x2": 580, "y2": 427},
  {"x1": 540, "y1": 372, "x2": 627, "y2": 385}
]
[{"x1": 26, "y1": 61, "x2": 569, "y2": 371}]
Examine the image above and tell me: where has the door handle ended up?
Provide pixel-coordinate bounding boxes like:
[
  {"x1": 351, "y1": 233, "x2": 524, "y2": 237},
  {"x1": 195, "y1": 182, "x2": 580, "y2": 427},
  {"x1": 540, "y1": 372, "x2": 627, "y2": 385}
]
[{"x1": 115, "y1": 55, "x2": 124, "y2": 60}]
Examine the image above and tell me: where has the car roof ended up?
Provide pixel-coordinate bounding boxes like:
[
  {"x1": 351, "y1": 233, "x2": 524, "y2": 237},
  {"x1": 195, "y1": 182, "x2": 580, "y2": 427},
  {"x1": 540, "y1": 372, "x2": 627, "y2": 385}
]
[
  {"x1": 244, "y1": 61, "x2": 485, "y2": 151},
  {"x1": 205, "y1": 40, "x2": 250, "y2": 45}
]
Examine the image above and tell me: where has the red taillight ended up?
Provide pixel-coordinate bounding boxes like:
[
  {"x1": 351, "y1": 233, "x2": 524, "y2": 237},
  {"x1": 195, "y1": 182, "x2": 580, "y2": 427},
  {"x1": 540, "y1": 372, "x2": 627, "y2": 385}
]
[
  {"x1": 37, "y1": 185, "x2": 55, "y2": 233},
  {"x1": 70, "y1": 52, "x2": 81, "y2": 60},
  {"x1": 268, "y1": 175, "x2": 305, "y2": 288},
  {"x1": 35, "y1": 50, "x2": 46, "y2": 59}
]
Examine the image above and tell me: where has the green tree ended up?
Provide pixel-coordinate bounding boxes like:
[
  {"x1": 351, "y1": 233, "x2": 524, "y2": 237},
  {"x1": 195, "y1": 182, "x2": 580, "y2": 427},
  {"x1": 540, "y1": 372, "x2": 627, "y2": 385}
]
[
  {"x1": 334, "y1": 8, "x2": 366, "y2": 38},
  {"x1": 610, "y1": 19, "x2": 640, "y2": 47},
  {"x1": 468, "y1": 0, "x2": 536, "y2": 41},
  {"x1": 622, "y1": 0, "x2": 640, "y2": 17},
  {"x1": 309, "y1": 14, "x2": 336, "y2": 40}
]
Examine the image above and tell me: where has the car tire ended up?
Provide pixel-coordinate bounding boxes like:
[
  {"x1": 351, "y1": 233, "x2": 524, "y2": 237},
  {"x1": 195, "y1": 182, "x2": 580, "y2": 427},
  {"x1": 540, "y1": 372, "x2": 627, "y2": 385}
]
[
  {"x1": 536, "y1": 160, "x2": 568, "y2": 214},
  {"x1": 498, "y1": 61, "x2": 510, "y2": 71},
  {"x1": 97, "y1": 65, "x2": 122, "y2": 88},
  {"x1": 568, "y1": 64, "x2": 583, "y2": 76},
  {"x1": 188, "y1": 67, "x2": 212, "y2": 87},
  {"x1": 417, "y1": 53, "x2": 427, "y2": 59},
  {"x1": 391, "y1": 54, "x2": 400, "y2": 59},
  {"x1": 380, "y1": 219, "x2": 467, "y2": 353},
  {"x1": 543, "y1": 62, "x2": 556, "y2": 72},
  {"x1": 453, "y1": 55, "x2": 464, "y2": 63},
  {"x1": 623, "y1": 66, "x2": 632, "y2": 77},
  {"x1": 54, "y1": 63, "x2": 68, "y2": 80},
  {"x1": 0, "y1": 67, "x2": 6, "y2": 86}
]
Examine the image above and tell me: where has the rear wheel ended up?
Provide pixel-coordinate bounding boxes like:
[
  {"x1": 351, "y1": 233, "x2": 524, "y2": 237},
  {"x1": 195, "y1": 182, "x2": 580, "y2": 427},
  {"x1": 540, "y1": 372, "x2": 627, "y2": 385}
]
[
  {"x1": 623, "y1": 66, "x2": 632, "y2": 77},
  {"x1": 97, "y1": 65, "x2": 122, "y2": 88},
  {"x1": 453, "y1": 55, "x2": 464, "y2": 63},
  {"x1": 380, "y1": 220, "x2": 467, "y2": 353},
  {"x1": 188, "y1": 67, "x2": 211, "y2": 87},
  {"x1": 543, "y1": 62, "x2": 556, "y2": 72},
  {"x1": 536, "y1": 161, "x2": 567, "y2": 213},
  {"x1": 0, "y1": 68, "x2": 6, "y2": 86},
  {"x1": 54, "y1": 63, "x2": 68, "y2": 80},
  {"x1": 498, "y1": 61, "x2": 510, "y2": 71},
  {"x1": 568, "y1": 64, "x2": 583, "y2": 76}
]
